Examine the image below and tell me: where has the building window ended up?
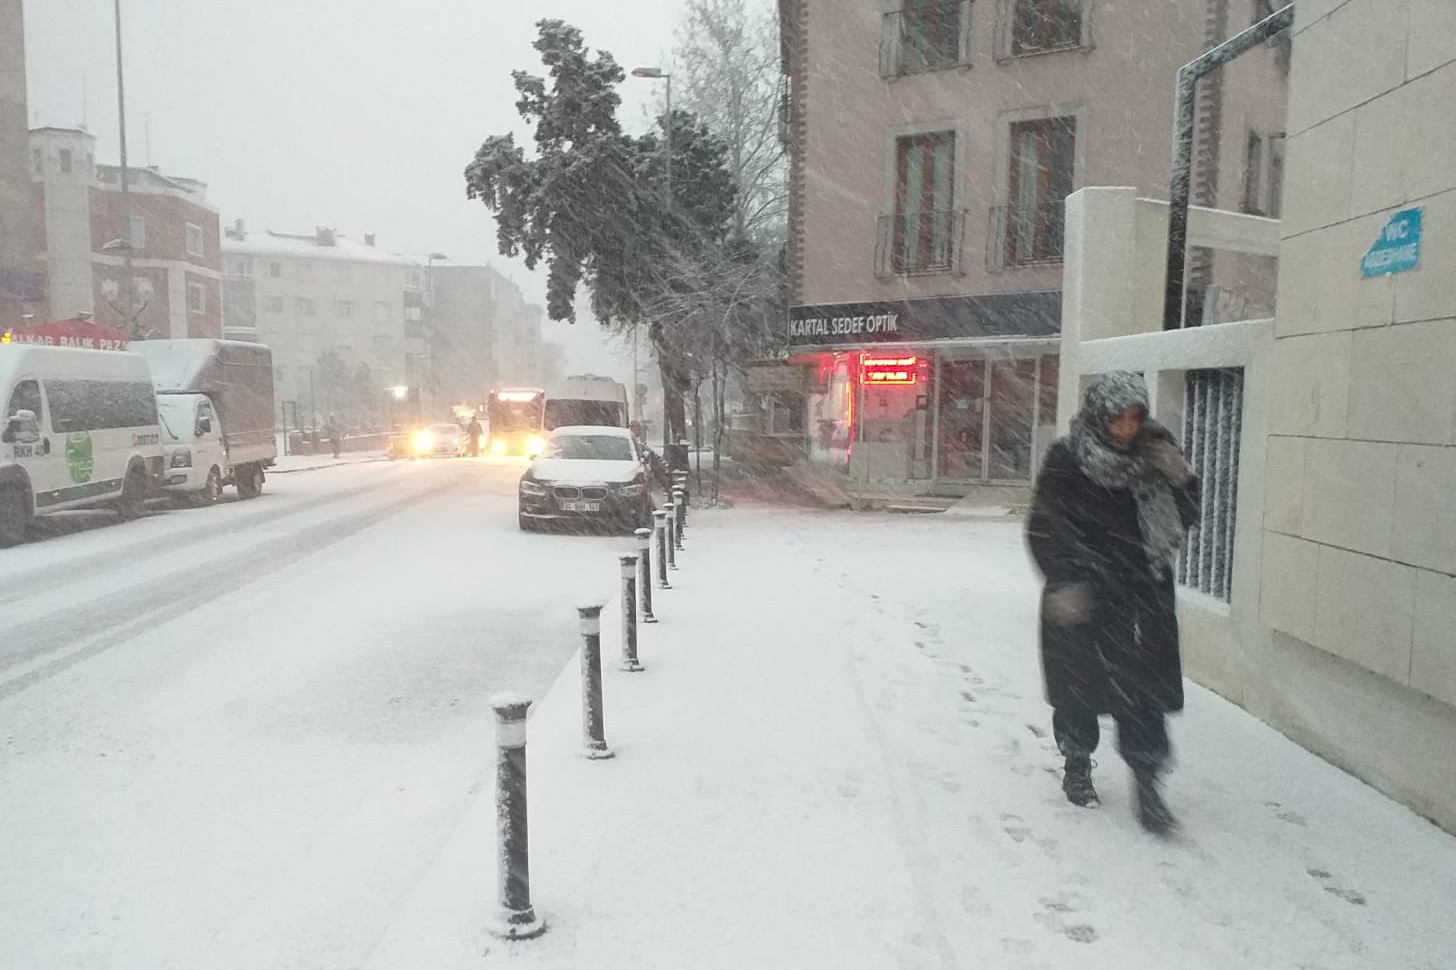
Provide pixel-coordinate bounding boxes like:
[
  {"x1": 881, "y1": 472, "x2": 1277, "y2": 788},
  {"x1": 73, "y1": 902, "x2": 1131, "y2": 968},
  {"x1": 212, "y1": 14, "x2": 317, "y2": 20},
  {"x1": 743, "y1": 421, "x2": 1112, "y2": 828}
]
[
  {"x1": 264, "y1": 295, "x2": 284, "y2": 314},
  {"x1": 1008, "y1": 0, "x2": 1084, "y2": 57},
  {"x1": 59, "y1": 149, "x2": 73, "y2": 174},
  {"x1": 296, "y1": 261, "x2": 315, "y2": 283},
  {"x1": 883, "y1": 130, "x2": 959, "y2": 274},
  {"x1": 1003, "y1": 115, "x2": 1074, "y2": 265},
  {"x1": 1243, "y1": 130, "x2": 1285, "y2": 218},
  {"x1": 374, "y1": 301, "x2": 392, "y2": 325},
  {"x1": 267, "y1": 260, "x2": 282, "y2": 279},
  {"x1": 185, "y1": 223, "x2": 205, "y2": 258},
  {"x1": 187, "y1": 281, "x2": 206, "y2": 314},
  {"x1": 127, "y1": 214, "x2": 147, "y2": 250},
  {"x1": 1179, "y1": 368, "x2": 1245, "y2": 603},
  {"x1": 228, "y1": 257, "x2": 254, "y2": 278},
  {"x1": 335, "y1": 299, "x2": 354, "y2": 319},
  {"x1": 295, "y1": 297, "x2": 316, "y2": 317},
  {"x1": 883, "y1": 1, "x2": 969, "y2": 77},
  {"x1": 407, "y1": 269, "x2": 422, "y2": 289}
]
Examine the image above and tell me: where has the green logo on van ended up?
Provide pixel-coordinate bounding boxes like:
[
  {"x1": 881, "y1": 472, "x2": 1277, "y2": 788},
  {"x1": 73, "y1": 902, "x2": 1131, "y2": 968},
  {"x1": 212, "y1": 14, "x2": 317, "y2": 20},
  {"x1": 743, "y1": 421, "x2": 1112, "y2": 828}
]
[{"x1": 65, "y1": 432, "x2": 94, "y2": 484}]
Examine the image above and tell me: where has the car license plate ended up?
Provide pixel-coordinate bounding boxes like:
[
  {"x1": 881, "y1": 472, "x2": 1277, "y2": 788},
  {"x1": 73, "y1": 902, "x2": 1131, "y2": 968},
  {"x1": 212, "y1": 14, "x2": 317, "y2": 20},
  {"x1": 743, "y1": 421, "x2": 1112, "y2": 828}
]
[{"x1": 559, "y1": 501, "x2": 601, "y2": 513}]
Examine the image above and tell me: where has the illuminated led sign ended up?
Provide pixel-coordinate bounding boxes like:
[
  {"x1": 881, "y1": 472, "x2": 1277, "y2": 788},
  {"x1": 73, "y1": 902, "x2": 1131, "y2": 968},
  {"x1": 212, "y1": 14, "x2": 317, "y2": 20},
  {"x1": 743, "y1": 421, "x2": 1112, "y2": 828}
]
[{"x1": 860, "y1": 355, "x2": 919, "y2": 386}]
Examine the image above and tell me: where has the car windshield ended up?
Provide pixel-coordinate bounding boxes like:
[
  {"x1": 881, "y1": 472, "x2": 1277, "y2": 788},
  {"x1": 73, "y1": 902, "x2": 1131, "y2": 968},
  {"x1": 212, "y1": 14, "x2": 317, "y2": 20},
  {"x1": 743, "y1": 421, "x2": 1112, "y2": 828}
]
[{"x1": 544, "y1": 434, "x2": 633, "y2": 461}]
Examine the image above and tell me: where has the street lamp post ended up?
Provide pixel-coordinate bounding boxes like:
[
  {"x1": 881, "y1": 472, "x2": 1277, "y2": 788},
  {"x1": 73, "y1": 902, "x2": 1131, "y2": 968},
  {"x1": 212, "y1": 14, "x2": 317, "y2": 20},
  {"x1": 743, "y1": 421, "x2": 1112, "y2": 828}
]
[
  {"x1": 425, "y1": 252, "x2": 447, "y2": 416},
  {"x1": 631, "y1": 66, "x2": 672, "y2": 450},
  {"x1": 113, "y1": 0, "x2": 136, "y2": 331}
]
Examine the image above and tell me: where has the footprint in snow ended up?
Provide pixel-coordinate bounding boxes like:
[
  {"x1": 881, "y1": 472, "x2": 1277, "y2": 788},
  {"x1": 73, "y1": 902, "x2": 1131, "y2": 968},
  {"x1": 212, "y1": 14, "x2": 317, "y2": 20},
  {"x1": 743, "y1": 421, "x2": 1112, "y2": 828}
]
[
  {"x1": 1264, "y1": 800, "x2": 1308, "y2": 826},
  {"x1": 1307, "y1": 868, "x2": 1367, "y2": 906},
  {"x1": 1034, "y1": 893, "x2": 1098, "y2": 944}
]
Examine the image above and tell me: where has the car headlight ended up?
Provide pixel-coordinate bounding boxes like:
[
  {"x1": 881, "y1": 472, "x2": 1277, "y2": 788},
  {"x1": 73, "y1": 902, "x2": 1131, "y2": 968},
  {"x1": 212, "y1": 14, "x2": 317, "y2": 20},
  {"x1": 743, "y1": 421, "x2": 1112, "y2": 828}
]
[
  {"x1": 412, "y1": 431, "x2": 434, "y2": 452},
  {"x1": 526, "y1": 435, "x2": 546, "y2": 457},
  {"x1": 520, "y1": 478, "x2": 548, "y2": 496},
  {"x1": 490, "y1": 438, "x2": 507, "y2": 455},
  {"x1": 170, "y1": 450, "x2": 192, "y2": 468}
]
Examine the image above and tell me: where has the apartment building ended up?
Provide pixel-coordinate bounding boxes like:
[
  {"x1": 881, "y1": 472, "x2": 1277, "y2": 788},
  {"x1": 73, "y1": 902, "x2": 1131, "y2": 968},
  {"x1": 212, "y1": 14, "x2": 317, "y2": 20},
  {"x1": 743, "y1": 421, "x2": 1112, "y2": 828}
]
[
  {"x1": 777, "y1": 0, "x2": 1288, "y2": 491},
  {"x1": 222, "y1": 223, "x2": 425, "y2": 425},
  {"x1": 27, "y1": 127, "x2": 222, "y2": 338}
]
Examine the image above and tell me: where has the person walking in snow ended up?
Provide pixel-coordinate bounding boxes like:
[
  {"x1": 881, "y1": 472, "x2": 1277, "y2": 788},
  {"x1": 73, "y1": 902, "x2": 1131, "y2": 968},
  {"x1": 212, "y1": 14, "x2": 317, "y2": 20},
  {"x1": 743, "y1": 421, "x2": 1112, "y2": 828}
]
[
  {"x1": 324, "y1": 415, "x2": 342, "y2": 459},
  {"x1": 1026, "y1": 371, "x2": 1200, "y2": 835},
  {"x1": 466, "y1": 415, "x2": 483, "y2": 457}
]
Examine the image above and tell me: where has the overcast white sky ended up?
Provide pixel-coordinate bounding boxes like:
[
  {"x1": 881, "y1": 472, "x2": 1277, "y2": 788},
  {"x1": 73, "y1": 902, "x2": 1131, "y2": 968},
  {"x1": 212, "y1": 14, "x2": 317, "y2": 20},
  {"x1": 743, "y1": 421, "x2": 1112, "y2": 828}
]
[{"x1": 24, "y1": 0, "x2": 688, "y2": 377}]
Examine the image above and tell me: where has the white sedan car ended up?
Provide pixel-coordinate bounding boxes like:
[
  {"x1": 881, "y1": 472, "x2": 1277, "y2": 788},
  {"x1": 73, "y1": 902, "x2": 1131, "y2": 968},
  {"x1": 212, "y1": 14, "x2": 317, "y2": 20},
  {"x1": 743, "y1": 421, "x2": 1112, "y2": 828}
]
[{"x1": 517, "y1": 426, "x2": 654, "y2": 533}]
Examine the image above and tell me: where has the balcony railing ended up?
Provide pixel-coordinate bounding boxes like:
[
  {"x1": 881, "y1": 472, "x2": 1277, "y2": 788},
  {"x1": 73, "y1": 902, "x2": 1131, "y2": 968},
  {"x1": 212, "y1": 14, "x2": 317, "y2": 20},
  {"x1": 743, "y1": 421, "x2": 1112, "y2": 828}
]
[
  {"x1": 987, "y1": 201, "x2": 1065, "y2": 271},
  {"x1": 881, "y1": 1, "x2": 972, "y2": 78},
  {"x1": 875, "y1": 209, "x2": 967, "y2": 277}
]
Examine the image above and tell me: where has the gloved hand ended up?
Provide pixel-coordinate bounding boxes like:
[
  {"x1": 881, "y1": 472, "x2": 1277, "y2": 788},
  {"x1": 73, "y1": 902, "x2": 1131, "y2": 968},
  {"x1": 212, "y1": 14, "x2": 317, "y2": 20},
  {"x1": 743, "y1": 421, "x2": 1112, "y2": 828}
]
[
  {"x1": 1044, "y1": 581, "x2": 1095, "y2": 626},
  {"x1": 1142, "y1": 437, "x2": 1193, "y2": 486}
]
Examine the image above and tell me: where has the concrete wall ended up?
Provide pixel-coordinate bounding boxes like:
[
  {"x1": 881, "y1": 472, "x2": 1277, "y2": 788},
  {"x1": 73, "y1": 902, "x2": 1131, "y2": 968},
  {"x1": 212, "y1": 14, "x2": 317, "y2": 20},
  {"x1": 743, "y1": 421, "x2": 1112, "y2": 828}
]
[{"x1": 1252, "y1": 0, "x2": 1456, "y2": 830}]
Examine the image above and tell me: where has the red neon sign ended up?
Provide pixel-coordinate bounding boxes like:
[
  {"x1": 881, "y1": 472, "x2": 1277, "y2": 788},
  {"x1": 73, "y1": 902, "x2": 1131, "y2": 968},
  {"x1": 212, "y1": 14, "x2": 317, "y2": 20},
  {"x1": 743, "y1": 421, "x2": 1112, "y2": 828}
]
[{"x1": 859, "y1": 354, "x2": 919, "y2": 386}]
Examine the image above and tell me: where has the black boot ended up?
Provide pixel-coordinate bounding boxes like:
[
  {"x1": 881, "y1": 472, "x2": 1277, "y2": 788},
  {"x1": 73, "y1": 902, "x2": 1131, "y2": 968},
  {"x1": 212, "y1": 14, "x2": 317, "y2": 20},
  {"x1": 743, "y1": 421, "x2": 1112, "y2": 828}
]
[
  {"x1": 1134, "y1": 768, "x2": 1177, "y2": 835},
  {"x1": 1061, "y1": 756, "x2": 1099, "y2": 807}
]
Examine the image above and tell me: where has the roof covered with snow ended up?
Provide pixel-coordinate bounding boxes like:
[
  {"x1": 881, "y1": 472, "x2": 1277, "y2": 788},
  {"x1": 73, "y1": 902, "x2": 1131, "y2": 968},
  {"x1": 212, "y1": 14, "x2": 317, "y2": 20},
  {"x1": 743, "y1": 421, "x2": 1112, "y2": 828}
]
[{"x1": 221, "y1": 230, "x2": 422, "y2": 267}]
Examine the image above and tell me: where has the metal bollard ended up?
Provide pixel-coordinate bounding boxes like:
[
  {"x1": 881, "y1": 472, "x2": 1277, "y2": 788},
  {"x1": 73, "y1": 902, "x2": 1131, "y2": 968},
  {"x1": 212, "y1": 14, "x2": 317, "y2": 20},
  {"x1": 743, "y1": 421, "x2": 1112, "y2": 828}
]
[
  {"x1": 577, "y1": 604, "x2": 614, "y2": 760},
  {"x1": 653, "y1": 509, "x2": 671, "y2": 590},
  {"x1": 672, "y1": 488, "x2": 686, "y2": 550},
  {"x1": 672, "y1": 471, "x2": 689, "y2": 530},
  {"x1": 489, "y1": 693, "x2": 545, "y2": 940},
  {"x1": 635, "y1": 528, "x2": 656, "y2": 623},
  {"x1": 618, "y1": 554, "x2": 644, "y2": 672},
  {"x1": 665, "y1": 502, "x2": 678, "y2": 571}
]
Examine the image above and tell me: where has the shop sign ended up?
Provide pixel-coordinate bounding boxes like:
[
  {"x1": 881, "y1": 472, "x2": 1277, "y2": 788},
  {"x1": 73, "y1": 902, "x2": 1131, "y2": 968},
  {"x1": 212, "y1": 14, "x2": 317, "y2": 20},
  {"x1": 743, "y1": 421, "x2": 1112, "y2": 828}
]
[
  {"x1": 788, "y1": 293, "x2": 1060, "y2": 348},
  {"x1": 860, "y1": 354, "x2": 919, "y2": 385}
]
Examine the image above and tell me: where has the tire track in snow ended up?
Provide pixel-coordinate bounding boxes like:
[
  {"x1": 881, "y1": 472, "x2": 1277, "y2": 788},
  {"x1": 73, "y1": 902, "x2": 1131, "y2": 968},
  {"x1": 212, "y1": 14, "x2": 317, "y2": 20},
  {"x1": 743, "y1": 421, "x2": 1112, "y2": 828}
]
[
  {"x1": 0, "y1": 468, "x2": 411, "y2": 609},
  {"x1": 0, "y1": 476, "x2": 461, "y2": 701}
]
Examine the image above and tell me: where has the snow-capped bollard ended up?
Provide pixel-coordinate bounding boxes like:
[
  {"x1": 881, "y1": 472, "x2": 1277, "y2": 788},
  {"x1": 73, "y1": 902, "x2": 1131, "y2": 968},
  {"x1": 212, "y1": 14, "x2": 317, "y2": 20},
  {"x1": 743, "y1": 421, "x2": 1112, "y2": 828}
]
[
  {"x1": 672, "y1": 488, "x2": 686, "y2": 550},
  {"x1": 635, "y1": 528, "x2": 656, "y2": 623},
  {"x1": 653, "y1": 509, "x2": 671, "y2": 590},
  {"x1": 577, "y1": 604, "x2": 614, "y2": 760},
  {"x1": 488, "y1": 693, "x2": 545, "y2": 940},
  {"x1": 618, "y1": 554, "x2": 644, "y2": 672},
  {"x1": 672, "y1": 471, "x2": 689, "y2": 530},
  {"x1": 665, "y1": 502, "x2": 678, "y2": 571}
]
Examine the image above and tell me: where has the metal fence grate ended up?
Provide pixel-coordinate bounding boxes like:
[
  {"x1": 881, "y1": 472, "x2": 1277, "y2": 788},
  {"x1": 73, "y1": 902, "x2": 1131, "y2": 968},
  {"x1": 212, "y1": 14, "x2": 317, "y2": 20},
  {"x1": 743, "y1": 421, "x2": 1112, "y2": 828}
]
[{"x1": 1178, "y1": 367, "x2": 1243, "y2": 601}]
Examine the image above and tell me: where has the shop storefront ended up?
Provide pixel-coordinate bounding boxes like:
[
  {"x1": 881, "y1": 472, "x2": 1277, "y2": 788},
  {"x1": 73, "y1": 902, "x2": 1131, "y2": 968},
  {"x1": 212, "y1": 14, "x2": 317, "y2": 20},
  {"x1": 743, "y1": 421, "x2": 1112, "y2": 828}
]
[{"x1": 782, "y1": 292, "x2": 1061, "y2": 489}]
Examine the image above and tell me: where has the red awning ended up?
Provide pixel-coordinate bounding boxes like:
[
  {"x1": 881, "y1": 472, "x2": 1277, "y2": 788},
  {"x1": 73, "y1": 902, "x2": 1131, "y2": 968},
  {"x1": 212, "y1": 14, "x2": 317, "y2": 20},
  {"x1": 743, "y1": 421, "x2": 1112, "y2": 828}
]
[{"x1": 2, "y1": 319, "x2": 129, "y2": 351}]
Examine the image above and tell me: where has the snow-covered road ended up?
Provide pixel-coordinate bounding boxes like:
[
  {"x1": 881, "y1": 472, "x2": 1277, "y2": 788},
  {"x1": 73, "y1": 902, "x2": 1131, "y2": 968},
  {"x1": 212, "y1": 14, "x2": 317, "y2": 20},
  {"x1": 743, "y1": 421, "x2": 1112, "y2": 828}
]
[{"x1": 0, "y1": 458, "x2": 634, "y2": 969}]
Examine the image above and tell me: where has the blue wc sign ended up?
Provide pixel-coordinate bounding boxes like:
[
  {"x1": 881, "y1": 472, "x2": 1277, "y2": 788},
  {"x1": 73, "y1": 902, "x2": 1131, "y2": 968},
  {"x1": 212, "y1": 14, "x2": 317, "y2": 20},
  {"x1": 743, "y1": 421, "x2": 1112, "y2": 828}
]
[{"x1": 1361, "y1": 207, "x2": 1423, "y2": 277}]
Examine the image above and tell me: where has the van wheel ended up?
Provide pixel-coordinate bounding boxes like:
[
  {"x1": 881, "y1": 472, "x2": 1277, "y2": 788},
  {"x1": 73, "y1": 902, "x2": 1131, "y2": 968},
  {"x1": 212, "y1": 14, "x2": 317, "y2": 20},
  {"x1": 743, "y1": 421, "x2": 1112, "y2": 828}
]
[
  {"x1": 193, "y1": 467, "x2": 222, "y2": 506},
  {"x1": 0, "y1": 484, "x2": 30, "y2": 547},
  {"x1": 117, "y1": 466, "x2": 148, "y2": 520},
  {"x1": 236, "y1": 466, "x2": 264, "y2": 499}
]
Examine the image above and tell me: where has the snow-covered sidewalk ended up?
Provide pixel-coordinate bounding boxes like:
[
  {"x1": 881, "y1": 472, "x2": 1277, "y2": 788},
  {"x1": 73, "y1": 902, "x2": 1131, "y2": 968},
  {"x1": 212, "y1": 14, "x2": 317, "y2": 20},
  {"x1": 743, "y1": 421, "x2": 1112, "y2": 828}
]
[
  {"x1": 363, "y1": 509, "x2": 1456, "y2": 970},
  {"x1": 269, "y1": 451, "x2": 388, "y2": 474}
]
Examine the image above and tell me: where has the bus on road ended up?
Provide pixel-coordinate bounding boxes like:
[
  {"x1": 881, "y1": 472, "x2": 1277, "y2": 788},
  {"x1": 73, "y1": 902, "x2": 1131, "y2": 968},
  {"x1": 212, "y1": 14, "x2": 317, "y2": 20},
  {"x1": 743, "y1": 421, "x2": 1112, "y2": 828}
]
[{"x1": 485, "y1": 387, "x2": 546, "y2": 457}]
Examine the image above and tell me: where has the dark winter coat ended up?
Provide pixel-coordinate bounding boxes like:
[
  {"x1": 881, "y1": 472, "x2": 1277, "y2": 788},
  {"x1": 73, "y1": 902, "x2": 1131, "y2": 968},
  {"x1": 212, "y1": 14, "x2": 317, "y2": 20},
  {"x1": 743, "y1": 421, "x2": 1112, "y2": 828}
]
[{"x1": 1027, "y1": 436, "x2": 1200, "y2": 715}]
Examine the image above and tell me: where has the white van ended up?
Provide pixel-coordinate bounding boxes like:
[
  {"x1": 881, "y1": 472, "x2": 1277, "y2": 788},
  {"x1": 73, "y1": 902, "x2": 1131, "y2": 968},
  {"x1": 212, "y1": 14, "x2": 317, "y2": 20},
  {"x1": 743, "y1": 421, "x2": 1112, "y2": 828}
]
[
  {"x1": 542, "y1": 375, "x2": 630, "y2": 431},
  {"x1": 0, "y1": 344, "x2": 165, "y2": 546}
]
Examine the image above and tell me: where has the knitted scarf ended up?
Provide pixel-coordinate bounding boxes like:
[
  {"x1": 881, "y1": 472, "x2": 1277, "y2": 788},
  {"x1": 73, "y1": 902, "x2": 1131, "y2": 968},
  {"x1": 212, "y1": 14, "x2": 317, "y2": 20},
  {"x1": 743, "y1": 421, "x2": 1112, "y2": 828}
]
[{"x1": 1066, "y1": 372, "x2": 1189, "y2": 579}]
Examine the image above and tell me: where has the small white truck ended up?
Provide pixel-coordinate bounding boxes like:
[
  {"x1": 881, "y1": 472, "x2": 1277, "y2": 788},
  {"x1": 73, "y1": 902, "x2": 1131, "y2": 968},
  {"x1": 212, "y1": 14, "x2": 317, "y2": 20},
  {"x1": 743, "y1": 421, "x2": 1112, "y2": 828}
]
[{"x1": 134, "y1": 340, "x2": 277, "y2": 504}]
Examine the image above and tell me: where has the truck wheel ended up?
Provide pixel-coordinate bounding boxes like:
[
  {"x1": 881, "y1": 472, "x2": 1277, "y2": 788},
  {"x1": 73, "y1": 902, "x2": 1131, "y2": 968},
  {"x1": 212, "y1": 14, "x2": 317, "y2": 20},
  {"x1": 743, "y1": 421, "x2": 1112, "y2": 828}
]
[
  {"x1": 117, "y1": 465, "x2": 148, "y2": 520},
  {"x1": 236, "y1": 466, "x2": 264, "y2": 499},
  {"x1": 193, "y1": 467, "x2": 222, "y2": 506},
  {"x1": 0, "y1": 483, "x2": 30, "y2": 547}
]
